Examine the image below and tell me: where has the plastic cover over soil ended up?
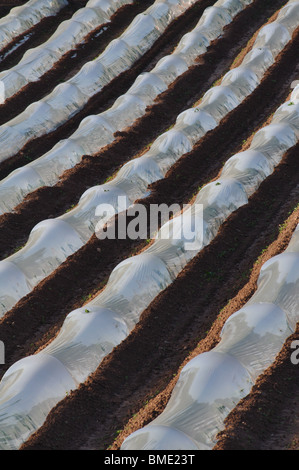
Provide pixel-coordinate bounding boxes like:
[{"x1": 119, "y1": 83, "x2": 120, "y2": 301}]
[
  {"x1": 121, "y1": 225, "x2": 299, "y2": 450},
  {"x1": 0, "y1": 80, "x2": 298, "y2": 450}
]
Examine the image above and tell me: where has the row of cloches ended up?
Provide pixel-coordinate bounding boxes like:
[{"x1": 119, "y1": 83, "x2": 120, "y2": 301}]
[
  {"x1": 0, "y1": 0, "x2": 252, "y2": 102},
  {"x1": 0, "y1": 0, "x2": 201, "y2": 162},
  {"x1": 0, "y1": 46, "x2": 298, "y2": 452},
  {"x1": 0, "y1": 0, "x2": 68, "y2": 52},
  {"x1": 121, "y1": 224, "x2": 299, "y2": 449},
  {"x1": 0, "y1": 0, "x2": 260, "y2": 215},
  {"x1": 0, "y1": 0, "x2": 298, "y2": 318},
  {"x1": 0, "y1": 0, "x2": 133, "y2": 100}
]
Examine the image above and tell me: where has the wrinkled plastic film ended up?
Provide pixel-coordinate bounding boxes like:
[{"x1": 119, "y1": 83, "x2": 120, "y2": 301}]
[
  {"x1": 6, "y1": 0, "x2": 299, "y2": 215},
  {"x1": 0, "y1": 83, "x2": 299, "y2": 450},
  {"x1": 0, "y1": 1, "x2": 298, "y2": 448},
  {"x1": 0, "y1": 0, "x2": 68, "y2": 52},
  {"x1": 0, "y1": 0, "x2": 134, "y2": 101},
  {"x1": 0, "y1": 0, "x2": 202, "y2": 164},
  {"x1": 121, "y1": 225, "x2": 299, "y2": 450},
  {"x1": 0, "y1": 354, "x2": 76, "y2": 451},
  {"x1": 0, "y1": 0, "x2": 259, "y2": 168},
  {"x1": 0, "y1": 2, "x2": 297, "y2": 317}
]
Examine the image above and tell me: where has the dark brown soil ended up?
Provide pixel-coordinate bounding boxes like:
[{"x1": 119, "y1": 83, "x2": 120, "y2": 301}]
[
  {"x1": 19, "y1": 155, "x2": 299, "y2": 450},
  {"x1": 0, "y1": 1, "x2": 30, "y2": 19},
  {"x1": 0, "y1": 0, "x2": 291, "y2": 260},
  {"x1": 0, "y1": 0, "x2": 215, "y2": 179},
  {"x1": 0, "y1": 0, "x2": 157, "y2": 116},
  {"x1": 0, "y1": 1, "x2": 90, "y2": 70},
  {"x1": 0, "y1": 0, "x2": 297, "y2": 453}
]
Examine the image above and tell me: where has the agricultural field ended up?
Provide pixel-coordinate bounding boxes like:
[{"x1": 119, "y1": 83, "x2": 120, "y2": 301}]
[{"x1": 0, "y1": 0, "x2": 298, "y2": 452}]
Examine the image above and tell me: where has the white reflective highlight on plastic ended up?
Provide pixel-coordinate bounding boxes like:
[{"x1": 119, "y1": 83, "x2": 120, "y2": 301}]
[
  {"x1": 121, "y1": 225, "x2": 299, "y2": 450},
  {"x1": 43, "y1": 307, "x2": 130, "y2": 383},
  {"x1": 247, "y1": 252, "x2": 299, "y2": 331},
  {"x1": 0, "y1": 0, "x2": 134, "y2": 101},
  {"x1": 0, "y1": 1, "x2": 297, "y2": 317},
  {"x1": 0, "y1": 2, "x2": 298, "y2": 450},
  {"x1": 4, "y1": 0, "x2": 297, "y2": 215},
  {"x1": 0, "y1": 0, "x2": 68, "y2": 53},
  {"x1": 0, "y1": 0, "x2": 200, "y2": 163},
  {"x1": 0, "y1": 84, "x2": 299, "y2": 449},
  {"x1": 123, "y1": 352, "x2": 253, "y2": 450}
]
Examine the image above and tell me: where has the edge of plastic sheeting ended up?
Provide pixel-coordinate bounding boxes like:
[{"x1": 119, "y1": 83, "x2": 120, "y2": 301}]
[
  {"x1": 0, "y1": 353, "x2": 76, "y2": 450},
  {"x1": 0, "y1": 5, "x2": 297, "y2": 317},
  {"x1": 121, "y1": 424, "x2": 203, "y2": 450},
  {"x1": 42, "y1": 306, "x2": 130, "y2": 383},
  {"x1": 0, "y1": 260, "x2": 31, "y2": 318},
  {"x1": 122, "y1": 351, "x2": 253, "y2": 450},
  {"x1": 0, "y1": 0, "x2": 68, "y2": 52},
  {"x1": 121, "y1": 225, "x2": 299, "y2": 450}
]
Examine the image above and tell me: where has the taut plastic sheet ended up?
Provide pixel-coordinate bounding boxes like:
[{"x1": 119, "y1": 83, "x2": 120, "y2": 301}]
[
  {"x1": 0, "y1": 1, "x2": 133, "y2": 100},
  {"x1": 0, "y1": 81, "x2": 298, "y2": 450},
  {"x1": 0, "y1": 0, "x2": 260, "y2": 213},
  {"x1": 0, "y1": 354, "x2": 76, "y2": 450},
  {"x1": 121, "y1": 224, "x2": 299, "y2": 450},
  {"x1": 0, "y1": 1, "x2": 297, "y2": 318},
  {"x1": 0, "y1": 0, "x2": 68, "y2": 52},
  {"x1": 0, "y1": 0, "x2": 201, "y2": 163}
]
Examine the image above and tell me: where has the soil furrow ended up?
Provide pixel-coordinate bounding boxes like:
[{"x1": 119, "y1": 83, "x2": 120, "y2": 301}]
[
  {"x1": 213, "y1": 325, "x2": 299, "y2": 450},
  {"x1": 0, "y1": 2, "x2": 34, "y2": 19},
  {"x1": 0, "y1": 0, "x2": 156, "y2": 110},
  {"x1": 0, "y1": 0, "x2": 215, "y2": 177},
  {"x1": 0, "y1": 0, "x2": 291, "y2": 259},
  {"x1": 18, "y1": 144, "x2": 299, "y2": 450},
  {"x1": 0, "y1": 1, "x2": 91, "y2": 72},
  {"x1": 0, "y1": 93, "x2": 298, "y2": 383}
]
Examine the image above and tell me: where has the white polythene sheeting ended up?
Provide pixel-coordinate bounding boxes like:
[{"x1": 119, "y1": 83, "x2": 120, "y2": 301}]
[
  {"x1": 250, "y1": 123, "x2": 297, "y2": 165},
  {"x1": 61, "y1": 183, "x2": 130, "y2": 241},
  {"x1": 253, "y1": 22, "x2": 291, "y2": 57},
  {"x1": 0, "y1": 0, "x2": 201, "y2": 163},
  {"x1": 0, "y1": 0, "x2": 258, "y2": 213},
  {"x1": 0, "y1": 354, "x2": 76, "y2": 451},
  {"x1": 11, "y1": 219, "x2": 84, "y2": 283},
  {"x1": 0, "y1": 0, "x2": 133, "y2": 100},
  {"x1": 0, "y1": 0, "x2": 68, "y2": 52},
  {"x1": 121, "y1": 224, "x2": 299, "y2": 450},
  {"x1": 199, "y1": 85, "x2": 240, "y2": 122},
  {"x1": 286, "y1": 224, "x2": 299, "y2": 252},
  {"x1": 0, "y1": 84, "x2": 298, "y2": 449},
  {"x1": 241, "y1": 47, "x2": 275, "y2": 79},
  {"x1": 0, "y1": 219, "x2": 84, "y2": 313},
  {"x1": 221, "y1": 149, "x2": 274, "y2": 196},
  {"x1": 0, "y1": 0, "x2": 297, "y2": 316},
  {"x1": 122, "y1": 352, "x2": 253, "y2": 450},
  {"x1": 87, "y1": 253, "x2": 173, "y2": 329},
  {"x1": 194, "y1": 5, "x2": 232, "y2": 41},
  {"x1": 271, "y1": 100, "x2": 299, "y2": 138},
  {"x1": 214, "y1": 303, "x2": 292, "y2": 380},
  {"x1": 291, "y1": 83, "x2": 299, "y2": 101},
  {"x1": 276, "y1": 1, "x2": 299, "y2": 34},
  {"x1": 0, "y1": 261, "x2": 31, "y2": 315},
  {"x1": 43, "y1": 307, "x2": 130, "y2": 383},
  {"x1": 0, "y1": 3, "x2": 298, "y2": 448},
  {"x1": 221, "y1": 66, "x2": 260, "y2": 100}
]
